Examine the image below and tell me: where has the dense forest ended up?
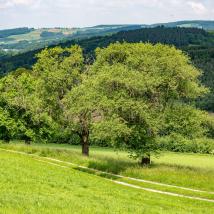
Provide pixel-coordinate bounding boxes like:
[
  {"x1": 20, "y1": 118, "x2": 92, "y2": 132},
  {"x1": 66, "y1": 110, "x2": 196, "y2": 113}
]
[
  {"x1": 185, "y1": 46, "x2": 214, "y2": 111},
  {"x1": 0, "y1": 26, "x2": 214, "y2": 111}
]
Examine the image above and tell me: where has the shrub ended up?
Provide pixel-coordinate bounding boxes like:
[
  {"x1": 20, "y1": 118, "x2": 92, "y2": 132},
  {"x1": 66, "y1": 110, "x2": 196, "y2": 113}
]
[{"x1": 157, "y1": 134, "x2": 214, "y2": 154}]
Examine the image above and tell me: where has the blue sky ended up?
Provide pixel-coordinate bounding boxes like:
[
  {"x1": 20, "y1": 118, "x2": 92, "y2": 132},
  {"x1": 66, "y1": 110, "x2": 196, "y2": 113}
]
[{"x1": 0, "y1": 0, "x2": 214, "y2": 29}]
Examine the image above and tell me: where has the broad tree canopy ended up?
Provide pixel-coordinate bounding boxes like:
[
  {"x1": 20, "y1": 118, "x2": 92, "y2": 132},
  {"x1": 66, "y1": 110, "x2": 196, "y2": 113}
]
[{"x1": 64, "y1": 43, "x2": 208, "y2": 160}]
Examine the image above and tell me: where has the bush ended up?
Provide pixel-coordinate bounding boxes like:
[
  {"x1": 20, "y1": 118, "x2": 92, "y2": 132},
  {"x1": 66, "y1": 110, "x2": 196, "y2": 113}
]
[
  {"x1": 157, "y1": 134, "x2": 214, "y2": 154},
  {"x1": 205, "y1": 114, "x2": 214, "y2": 138}
]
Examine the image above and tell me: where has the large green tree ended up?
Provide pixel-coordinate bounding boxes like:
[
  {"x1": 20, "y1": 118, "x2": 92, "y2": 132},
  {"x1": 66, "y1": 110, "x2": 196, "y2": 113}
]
[{"x1": 63, "y1": 43, "x2": 208, "y2": 162}]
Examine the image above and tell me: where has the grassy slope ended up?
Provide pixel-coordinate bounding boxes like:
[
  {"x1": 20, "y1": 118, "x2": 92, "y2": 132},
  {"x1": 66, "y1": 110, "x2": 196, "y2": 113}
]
[
  {"x1": 6, "y1": 29, "x2": 76, "y2": 43},
  {"x1": 0, "y1": 143, "x2": 213, "y2": 193},
  {"x1": 0, "y1": 150, "x2": 213, "y2": 213}
]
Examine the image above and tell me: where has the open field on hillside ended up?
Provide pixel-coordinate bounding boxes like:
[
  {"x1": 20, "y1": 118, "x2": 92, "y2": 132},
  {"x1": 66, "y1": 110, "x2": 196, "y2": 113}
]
[
  {"x1": 1, "y1": 142, "x2": 214, "y2": 208},
  {"x1": 0, "y1": 148, "x2": 214, "y2": 213},
  {"x1": 1, "y1": 143, "x2": 214, "y2": 191},
  {"x1": 2, "y1": 28, "x2": 76, "y2": 44}
]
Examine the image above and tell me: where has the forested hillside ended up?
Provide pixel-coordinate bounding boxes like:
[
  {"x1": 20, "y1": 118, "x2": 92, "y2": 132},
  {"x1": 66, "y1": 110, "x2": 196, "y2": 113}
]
[
  {"x1": 151, "y1": 20, "x2": 214, "y2": 30},
  {"x1": 0, "y1": 26, "x2": 214, "y2": 111},
  {"x1": 0, "y1": 25, "x2": 145, "y2": 53},
  {"x1": 1, "y1": 20, "x2": 214, "y2": 53},
  {"x1": 185, "y1": 46, "x2": 214, "y2": 111},
  {"x1": 0, "y1": 28, "x2": 34, "y2": 38}
]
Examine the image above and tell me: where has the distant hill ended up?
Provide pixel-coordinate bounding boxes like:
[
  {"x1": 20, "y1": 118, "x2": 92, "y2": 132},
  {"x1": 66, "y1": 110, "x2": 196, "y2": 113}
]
[
  {"x1": 93, "y1": 21, "x2": 214, "y2": 31},
  {"x1": 151, "y1": 20, "x2": 214, "y2": 30},
  {"x1": 1, "y1": 26, "x2": 213, "y2": 112},
  {"x1": 0, "y1": 25, "x2": 146, "y2": 53},
  {"x1": 1, "y1": 26, "x2": 211, "y2": 73},
  {"x1": 1, "y1": 26, "x2": 213, "y2": 72},
  {"x1": 91, "y1": 20, "x2": 214, "y2": 31},
  {"x1": 0, "y1": 27, "x2": 34, "y2": 38},
  {"x1": 0, "y1": 27, "x2": 77, "y2": 53},
  {"x1": 1, "y1": 21, "x2": 214, "y2": 53}
]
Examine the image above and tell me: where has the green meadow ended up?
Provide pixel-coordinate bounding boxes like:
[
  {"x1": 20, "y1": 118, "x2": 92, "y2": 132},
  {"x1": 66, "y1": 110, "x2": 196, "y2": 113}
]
[
  {"x1": 1, "y1": 40, "x2": 214, "y2": 214},
  {"x1": 0, "y1": 142, "x2": 213, "y2": 213}
]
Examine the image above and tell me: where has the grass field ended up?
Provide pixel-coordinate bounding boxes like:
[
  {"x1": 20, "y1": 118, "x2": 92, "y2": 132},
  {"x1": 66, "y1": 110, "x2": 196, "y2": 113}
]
[
  {"x1": 6, "y1": 28, "x2": 76, "y2": 43},
  {"x1": 0, "y1": 142, "x2": 213, "y2": 213}
]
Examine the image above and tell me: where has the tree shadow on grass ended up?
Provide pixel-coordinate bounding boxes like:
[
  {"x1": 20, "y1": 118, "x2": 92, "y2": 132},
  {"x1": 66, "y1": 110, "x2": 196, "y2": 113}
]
[
  {"x1": 73, "y1": 166, "x2": 120, "y2": 180},
  {"x1": 75, "y1": 158, "x2": 211, "y2": 180},
  {"x1": 73, "y1": 159, "x2": 159, "y2": 182},
  {"x1": 87, "y1": 158, "x2": 138, "y2": 174},
  {"x1": 77, "y1": 156, "x2": 155, "y2": 177}
]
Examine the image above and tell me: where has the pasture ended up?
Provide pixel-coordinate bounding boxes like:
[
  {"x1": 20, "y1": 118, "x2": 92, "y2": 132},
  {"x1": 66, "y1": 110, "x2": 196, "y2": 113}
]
[{"x1": 0, "y1": 143, "x2": 213, "y2": 213}]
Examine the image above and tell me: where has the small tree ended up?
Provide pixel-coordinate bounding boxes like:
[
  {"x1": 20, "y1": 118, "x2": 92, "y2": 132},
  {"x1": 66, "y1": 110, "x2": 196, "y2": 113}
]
[
  {"x1": 0, "y1": 68, "x2": 53, "y2": 143},
  {"x1": 31, "y1": 46, "x2": 86, "y2": 145},
  {"x1": 0, "y1": 46, "x2": 87, "y2": 149}
]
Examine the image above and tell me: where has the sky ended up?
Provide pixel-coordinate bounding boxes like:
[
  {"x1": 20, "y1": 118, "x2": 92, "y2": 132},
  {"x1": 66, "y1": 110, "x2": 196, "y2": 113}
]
[{"x1": 0, "y1": 0, "x2": 214, "y2": 29}]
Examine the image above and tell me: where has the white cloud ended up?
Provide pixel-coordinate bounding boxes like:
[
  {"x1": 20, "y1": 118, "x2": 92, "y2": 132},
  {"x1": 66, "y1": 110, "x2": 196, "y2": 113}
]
[
  {"x1": 13, "y1": 0, "x2": 32, "y2": 4},
  {"x1": 0, "y1": 0, "x2": 38, "y2": 9},
  {"x1": 187, "y1": 1, "x2": 207, "y2": 15},
  {"x1": 0, "y1": 0, "x2": 214, "y2": 29}
]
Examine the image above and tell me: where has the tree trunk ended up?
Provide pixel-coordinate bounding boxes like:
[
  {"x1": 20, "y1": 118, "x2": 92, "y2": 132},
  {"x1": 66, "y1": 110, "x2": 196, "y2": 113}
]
[
  {"x1": 25, "y1": 140, "x2": 31, "y2": 145},
  {"x1": 4, "y1": 139, "x2": 10, "y2": 144},
  {"x1": 4, "y1": 135, "x2": 10, "y2": 144},
  {"x1": 81, "y1": 133, "x2": 89, "y2": 156},
  {"x1": 79, "y1": 115, "x2": 89, "y2": 156},
  {"x1": 141, "y1": 155, "x2": 151, "y2": 165}
]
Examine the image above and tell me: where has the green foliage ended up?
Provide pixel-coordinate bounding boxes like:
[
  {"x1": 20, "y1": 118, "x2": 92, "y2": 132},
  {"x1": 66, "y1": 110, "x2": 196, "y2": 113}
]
[
  {"x1": 0, "y1": 43, "x2": 210, "y2": 160},
  {"x1": 157, "y1": 135, "x2": 214, "y2": 154},
  {"x1": 0, "y1": 46, "x2": 85, "y2": 143},
  {"x1": 205, "y1": 114, "x2": 214, "y2": 138},
  {"x1": 0, "y1": 105, "x2": 19, "y2": 141},
  {"x1": 185, "y1": 46, "x2": 214, "y2": 112},
  {"x1": 1, "y1": 27, "x2": 214, "y2": 114},
  {"x1": 85, "y1": 43, "x2": 207, "y2": 159},
  {"x1": 161, "y1": 104, "x2": 210, "y2": 138},
  {"x1": 32, "y1": 45, "x2": 83, "y2": 120},
  {"x1": 0, "y1": 68, "x2": 55, "y2": 143},
  {"x1": 1, "y1": 27, "x2": 213, "y2": 114}
]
